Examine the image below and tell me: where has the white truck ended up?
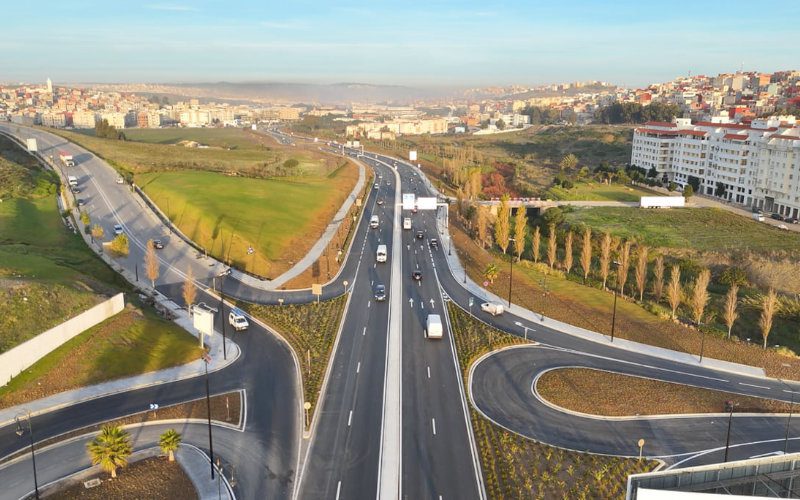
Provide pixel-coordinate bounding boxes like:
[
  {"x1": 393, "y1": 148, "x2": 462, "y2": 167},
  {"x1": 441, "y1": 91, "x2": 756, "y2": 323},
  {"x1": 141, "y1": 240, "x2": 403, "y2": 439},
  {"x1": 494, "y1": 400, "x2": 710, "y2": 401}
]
[
  {"x1": 59, "y1": 151, "x2": 75, "y2": 167},
  {"x1": 228, "y1": 307, "x2": 249, "y2": 331},
  {"x1": 426, "y1": 314, "x2": 443, "y2": 339},
  {"x1": 403, "y1": 217, "x2": 412, "y2": 230},
  {"x1": 376, "y1": 244, "x2": 387, "y2": 263}
]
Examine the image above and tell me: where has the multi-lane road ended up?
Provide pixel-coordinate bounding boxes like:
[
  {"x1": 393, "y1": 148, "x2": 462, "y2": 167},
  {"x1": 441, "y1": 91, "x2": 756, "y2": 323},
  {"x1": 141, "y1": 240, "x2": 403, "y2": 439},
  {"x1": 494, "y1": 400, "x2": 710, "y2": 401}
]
[{"x1": 1, "y1": 124, "x2": 800, "y2": 500}]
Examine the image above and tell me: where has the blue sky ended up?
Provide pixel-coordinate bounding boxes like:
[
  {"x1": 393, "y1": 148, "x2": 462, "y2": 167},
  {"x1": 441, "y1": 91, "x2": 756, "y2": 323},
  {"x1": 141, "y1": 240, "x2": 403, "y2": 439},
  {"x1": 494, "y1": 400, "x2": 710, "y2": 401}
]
[{"x1": 1, "y1": 0, "x2": 798, "y2": 88}]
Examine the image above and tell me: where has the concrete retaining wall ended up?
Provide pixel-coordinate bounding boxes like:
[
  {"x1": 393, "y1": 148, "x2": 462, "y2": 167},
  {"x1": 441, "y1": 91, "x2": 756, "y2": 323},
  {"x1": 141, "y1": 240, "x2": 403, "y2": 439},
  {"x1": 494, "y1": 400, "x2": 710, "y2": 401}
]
[{"x1": 0, "y1": 293, "x2": 125, "y2": 386}]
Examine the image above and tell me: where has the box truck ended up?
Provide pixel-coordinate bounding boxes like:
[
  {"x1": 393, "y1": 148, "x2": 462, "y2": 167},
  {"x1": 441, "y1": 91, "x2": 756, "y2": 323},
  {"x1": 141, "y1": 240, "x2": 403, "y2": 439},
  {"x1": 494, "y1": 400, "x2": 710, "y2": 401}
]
[
  {"x1": 59, "y1": 151, "x2": 75, "y2": 167},
  {"x1": 403, "y1": 217, "x2": 412, "y2": 230},
  {"x1": 426, "y1": 314, "x2": 443, "y2": 339}
]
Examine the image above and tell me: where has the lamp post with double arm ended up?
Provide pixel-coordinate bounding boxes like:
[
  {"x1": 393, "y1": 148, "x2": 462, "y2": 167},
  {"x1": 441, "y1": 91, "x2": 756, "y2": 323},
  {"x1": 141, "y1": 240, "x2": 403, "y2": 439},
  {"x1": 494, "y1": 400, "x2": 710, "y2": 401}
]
[{"x1": 15, "y1": 411, "x2": 39, "y2": 499}]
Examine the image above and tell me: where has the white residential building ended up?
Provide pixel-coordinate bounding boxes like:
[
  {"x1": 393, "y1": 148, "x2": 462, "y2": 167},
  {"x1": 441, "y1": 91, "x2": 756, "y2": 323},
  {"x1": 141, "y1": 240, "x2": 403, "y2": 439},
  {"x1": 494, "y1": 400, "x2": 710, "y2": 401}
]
[
  {"x1": 72, "y1": 110, "x2": 98, "y2": 129},
  {"x1": 631, "y1": 116, "x2": 800, "y2": 217}
]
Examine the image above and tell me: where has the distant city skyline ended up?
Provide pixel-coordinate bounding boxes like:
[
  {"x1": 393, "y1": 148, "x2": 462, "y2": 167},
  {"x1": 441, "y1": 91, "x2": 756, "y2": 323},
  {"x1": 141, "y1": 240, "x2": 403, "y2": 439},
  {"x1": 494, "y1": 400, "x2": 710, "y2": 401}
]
[{"x1": 2, "y1": 0, "x2": 799, "y2": 87}]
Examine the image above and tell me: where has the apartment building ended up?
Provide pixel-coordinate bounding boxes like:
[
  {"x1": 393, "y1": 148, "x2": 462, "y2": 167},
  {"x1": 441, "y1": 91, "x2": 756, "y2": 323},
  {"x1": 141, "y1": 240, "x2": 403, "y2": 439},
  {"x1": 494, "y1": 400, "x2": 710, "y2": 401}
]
[
  {"x1": 631, "y1": 116, "x2": 800, "y2": 217},
  {"x1": 72, "y1": 110, "x2": 98, "y2": 129},
  {"x1": 346, "y1": 118, "x2": 448, "y2": 138}
]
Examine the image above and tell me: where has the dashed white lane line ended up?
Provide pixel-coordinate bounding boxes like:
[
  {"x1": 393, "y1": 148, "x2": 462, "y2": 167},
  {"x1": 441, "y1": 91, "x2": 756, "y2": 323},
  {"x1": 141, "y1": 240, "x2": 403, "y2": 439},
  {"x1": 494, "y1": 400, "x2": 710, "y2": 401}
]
[
  {"x1": 432, "y1": 418, "x2": 437, "y2": 436},
  {"x1": 368, "y1": 300, "x2": 371, "y2": 308},
  {"x1": 740, "y1": 382, "x2": 770, "y2": 390},
  {"x1": 348, "y1": 410, "x2": 353, "y2": 427},
  {"x1": 427, "y1": 366, "x2": 431, "y2": 379},
  {"x1": 335, "y1": 481, "x2": 342, "y2": 500},
  {"x1": 357, "y1": 362, "x2": 361, "y2": 373},
  {"x1": 362, "y1": 326, "x2": 366, "y2": 336}
]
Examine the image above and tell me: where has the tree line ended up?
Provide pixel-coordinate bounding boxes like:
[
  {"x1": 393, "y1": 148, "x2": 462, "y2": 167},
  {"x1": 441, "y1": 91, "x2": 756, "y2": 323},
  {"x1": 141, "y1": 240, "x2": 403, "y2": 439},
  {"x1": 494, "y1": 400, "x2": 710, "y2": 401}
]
[{"x1": 594, "y1": 102, "x2": 681, "y2": 124}]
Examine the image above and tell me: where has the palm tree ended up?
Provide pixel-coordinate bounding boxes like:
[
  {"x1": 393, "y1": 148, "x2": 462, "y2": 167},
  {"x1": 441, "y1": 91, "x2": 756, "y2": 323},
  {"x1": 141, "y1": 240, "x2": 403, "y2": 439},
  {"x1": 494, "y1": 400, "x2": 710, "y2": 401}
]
[
  {"x1": 159, "y1": 429, "x2": 182, "y2": 462},
  {"x1": 87, "y1": 425, "x2": 132, "y2": 478}
]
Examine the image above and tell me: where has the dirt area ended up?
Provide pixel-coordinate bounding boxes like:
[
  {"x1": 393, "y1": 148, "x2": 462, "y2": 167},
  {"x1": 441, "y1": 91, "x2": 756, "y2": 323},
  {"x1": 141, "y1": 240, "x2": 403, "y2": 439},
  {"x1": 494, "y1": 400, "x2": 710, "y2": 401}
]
[
  {"x1": 449, "y1": 216, "x2": 800, "y2": 381},
  {"x1": 53, "y1": 456, "x2": 197, "y2": 500},
  {"x1": 538, "y1": 368, "x2": 793, "y2": 416}
]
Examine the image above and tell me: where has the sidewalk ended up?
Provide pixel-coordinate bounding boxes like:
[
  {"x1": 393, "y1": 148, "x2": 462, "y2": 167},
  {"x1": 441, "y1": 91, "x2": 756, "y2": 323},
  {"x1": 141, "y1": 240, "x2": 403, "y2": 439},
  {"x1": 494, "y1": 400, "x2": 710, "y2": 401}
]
[
  {"x1": 177, "y1": 444, "x2": 234, "y2": 500},
  {"x1": 0, "y1": 306, "x2": 238, "y2": 427}
]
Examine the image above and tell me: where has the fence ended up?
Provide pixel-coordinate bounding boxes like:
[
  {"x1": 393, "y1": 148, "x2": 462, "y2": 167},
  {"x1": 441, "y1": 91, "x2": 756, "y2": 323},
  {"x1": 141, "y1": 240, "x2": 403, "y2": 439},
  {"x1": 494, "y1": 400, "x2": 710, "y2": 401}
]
[{"x1": 0, "y1": 293, "x2": 125, "y2": 386}]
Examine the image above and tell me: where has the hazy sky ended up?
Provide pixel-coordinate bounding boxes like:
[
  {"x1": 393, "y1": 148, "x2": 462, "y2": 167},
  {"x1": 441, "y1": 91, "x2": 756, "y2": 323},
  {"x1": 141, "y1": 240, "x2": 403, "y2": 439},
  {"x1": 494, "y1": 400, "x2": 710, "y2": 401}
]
[{"x1": 2, "y1": 0, "x2": 798, "y2": 88}]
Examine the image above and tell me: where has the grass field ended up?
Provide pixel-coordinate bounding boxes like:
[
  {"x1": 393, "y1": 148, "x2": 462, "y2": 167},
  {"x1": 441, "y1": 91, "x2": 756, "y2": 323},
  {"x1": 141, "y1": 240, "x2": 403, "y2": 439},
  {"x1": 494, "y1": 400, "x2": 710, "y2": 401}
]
[
  {"x1": 547, "y1": 181, "x2": 658, "y2": 202},
  {"x1": 0, "y1": 304, "x2": 202, "y2": 408},
  {"x1": 538, "y1": 368, "x2": 792, "y2": 416},
  {"x1": 448, "y1": 304, "x2": 657, "y2": 498},
  {"x1": 564, "y1": 207, "x2": 800, "y2": 252},
  {"x1": 137, "y1": 163, "x2": 359, "y2": 278}
]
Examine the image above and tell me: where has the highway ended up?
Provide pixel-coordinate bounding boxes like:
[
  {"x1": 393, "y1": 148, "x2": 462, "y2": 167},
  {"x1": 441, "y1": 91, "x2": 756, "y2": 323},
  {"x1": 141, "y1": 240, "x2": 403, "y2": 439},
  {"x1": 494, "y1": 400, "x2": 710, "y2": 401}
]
[{"x1": 3, "y1": 124, "x2": 800, "y2": 500}]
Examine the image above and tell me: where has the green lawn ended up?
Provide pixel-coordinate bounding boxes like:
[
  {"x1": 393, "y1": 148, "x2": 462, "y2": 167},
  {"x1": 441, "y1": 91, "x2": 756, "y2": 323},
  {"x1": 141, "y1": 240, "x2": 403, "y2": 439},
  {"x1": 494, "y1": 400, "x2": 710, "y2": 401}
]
[
  {"x1": 124, "y1": 127, "x2": 265, "y2": 150},
  {"x1": 137, "y1": 165, "x2": 359, "y2": 278},
  {"x1": 564, "y1": 207, "x2": 800, "y2": 252},
  {"x1": 0, "y1": 305, "x2": 202, "y2": 408},
  {"x1": 547, "y1": 181, "x2": 658, "y2": 202}
]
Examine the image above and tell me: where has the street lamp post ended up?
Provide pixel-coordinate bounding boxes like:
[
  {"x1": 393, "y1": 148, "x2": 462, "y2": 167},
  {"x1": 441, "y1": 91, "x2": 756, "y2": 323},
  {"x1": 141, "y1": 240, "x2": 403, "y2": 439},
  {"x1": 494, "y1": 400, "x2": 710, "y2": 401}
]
[
  {"x1": 15, "y1": 411, "x2": 39, "y2": 499},
  {"x1": 217, "y1": 269, "x2": 231, "y2": 361},
  {"x1": 507, "y1": 238, "x2": 515, "y2": 308},
  {"x1": 723, "y1": 401, "x2": 737, "y2": 462},
  {"x1": 203, "y1": 354, "x2": 215, "y2": 480}
]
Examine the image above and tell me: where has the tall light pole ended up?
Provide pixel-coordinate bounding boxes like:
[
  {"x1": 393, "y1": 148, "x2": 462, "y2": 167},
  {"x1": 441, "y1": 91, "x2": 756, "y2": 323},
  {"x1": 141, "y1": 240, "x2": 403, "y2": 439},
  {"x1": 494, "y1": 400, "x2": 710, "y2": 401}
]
[
  {"x1": 723, "y1": 400, "x2": 737, "y2": 462},
  {"x1": 203, "y1": 353, "x2": 215, "y2": 480},
  {"x1": 507, "y1": 238, "x2": 516, "y2": 308},
  {"x1": 217, "y1": 268, "x2": 231, "y2": 360},
  {"x1": 15, "y1": 411, "x2": 39, "y2": 499}
]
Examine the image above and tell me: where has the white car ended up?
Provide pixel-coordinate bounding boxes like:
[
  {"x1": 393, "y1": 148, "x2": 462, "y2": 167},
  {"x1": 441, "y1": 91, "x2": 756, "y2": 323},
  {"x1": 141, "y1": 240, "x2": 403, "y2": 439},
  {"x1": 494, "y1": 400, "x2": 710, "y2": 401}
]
[
  {"x1": 113, "y1": 224, "x2": 124, "y2": 235},
  {"x1": 228, "y1": 308, "x2": 249, "y2": 331},
  {"x1": 481, "y1": 302, "x2": 504, "y2": 316},
  {"x1": 116, "y1": 176, "x2": 125, "y2": 184}
]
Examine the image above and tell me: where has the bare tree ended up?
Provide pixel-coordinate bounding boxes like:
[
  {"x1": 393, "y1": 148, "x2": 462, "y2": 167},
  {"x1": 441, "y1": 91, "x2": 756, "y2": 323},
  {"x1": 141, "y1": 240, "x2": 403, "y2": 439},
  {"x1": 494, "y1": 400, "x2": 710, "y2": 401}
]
[
  {"x1": 494, "y1": 195, "x2": 511, "y2": 254},
  {"x1": 667, "y1": 265, "x2": 682, "y2": 320},
  {"x1": 759, "y1": 288, "x2": 778, "y2": 349},
  {"x1": 599, "y1": 232, "x2": 612, "y2": 289},
  {"x1": 513, "y1": 206, "x2": 528, "y2": 262},
  {"x1": 183, "y1": 266, "x2": 197, "y2": 311},
  {"x1": 563, "y1": 231, "x2": 574, "y2": 275},
  {"x1": 723, "y1": 284, "x2": 739, "y2": 340},
  {"x1": 532, "y1": 226, "x2": 541, "y2": 263},
  {"x1": 617, "y1": 240, "x2": 631, "y2": 296},
  {"x1": 580, "y1": 227, "x2": 592, "y2": 283},
  {"x1": 546, "y1": 224, "x2": 557, "y2": 269},
  {"x1": 476, "y1": 205, "x2": 490, "y2": 249},
  {"x1": 652, "y1": 255, "x2": 665, "y2": 302},
  {"x1": 145, "y1": 239, "x2": 160, "y2": 288},
  {"x1": 634, "y1": 245, "x2": 649, "y2": 302},
  {"x1": 689, "y1": 269, "x2": 711, "y2": 325}
]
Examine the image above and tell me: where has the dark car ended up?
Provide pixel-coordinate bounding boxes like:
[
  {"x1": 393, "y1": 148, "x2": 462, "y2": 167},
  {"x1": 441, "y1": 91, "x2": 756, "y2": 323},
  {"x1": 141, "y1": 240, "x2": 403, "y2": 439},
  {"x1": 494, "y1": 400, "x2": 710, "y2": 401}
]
[
  {"x1": 412, "y1": 270, "x2": 422, "y2": 281},
  {"x1": 374, "y1": 284, "x2": 386, "y2": 301},
  {"x1": 771, "y1": 213, "x2": 785, "y2": 221},
  {"x1": 786, "y1": 217, "x2": 799, "y2": 224},
  {"x1": 76, "y1": 198, "x2": 86, "y2": 207},
  {"x1": 430, "y1": 238, "x2": 439, "y2": 249},
  {"x1": 416, "y1": 230, "x2": 424, "y2": 239},
  {"x1": 70, "y1": 186, "x2": 81, "y2": 194},
  {"x1": 153, "y1": 239, "x2": 164, "y2": 249}
]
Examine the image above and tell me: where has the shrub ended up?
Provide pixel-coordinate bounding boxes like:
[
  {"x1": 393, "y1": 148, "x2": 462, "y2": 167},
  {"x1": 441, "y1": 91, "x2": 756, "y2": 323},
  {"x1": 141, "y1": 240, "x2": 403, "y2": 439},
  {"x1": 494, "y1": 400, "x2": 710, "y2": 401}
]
[
  {"x1": 718, "y1": 267, "x2": 749, "y2": 287},
  {"x1": 109, "y1": 233, "x2": 129, "y2": 256}
]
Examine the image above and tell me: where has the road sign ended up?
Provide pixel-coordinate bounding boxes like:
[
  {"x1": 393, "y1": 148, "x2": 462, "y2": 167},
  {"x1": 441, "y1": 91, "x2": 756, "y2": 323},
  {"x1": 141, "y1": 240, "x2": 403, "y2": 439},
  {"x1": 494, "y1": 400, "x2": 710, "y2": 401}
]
[
  {"x1": 304, "y1": 402, "x2": 312, "y2": 410},
  {"x1": 312, "y1": 283, "x2": 322, "y2": 296},
  {"x1": 402, "y1": 193, "x2": 416, "y2": 210},
  {"x1": 409, "y1": 150, "x2": 417, "y2": 161},
  {"x1": 483, "y1": 281, "x2": 489, "y2": 287},
  {"x1": 192, "y1": 305, "x2": 214, "y2": 336},
  {"x1": 416, "y1": 197, "x2": 437, "y2": 210}
]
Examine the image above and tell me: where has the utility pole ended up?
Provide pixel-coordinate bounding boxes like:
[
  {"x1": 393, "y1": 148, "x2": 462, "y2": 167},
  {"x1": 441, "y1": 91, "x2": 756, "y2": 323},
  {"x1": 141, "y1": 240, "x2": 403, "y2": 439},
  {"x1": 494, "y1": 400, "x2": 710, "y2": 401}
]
[{"x1": 203, "y1": 354, "x2": 215, "y2": 480}]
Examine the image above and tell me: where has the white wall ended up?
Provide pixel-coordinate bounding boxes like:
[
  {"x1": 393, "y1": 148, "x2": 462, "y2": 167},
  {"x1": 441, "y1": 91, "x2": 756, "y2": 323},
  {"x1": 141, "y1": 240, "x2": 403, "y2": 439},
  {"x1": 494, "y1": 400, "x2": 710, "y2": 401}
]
[{"x1": 0, "y1": 293, "x2": 125, "y2": 386}]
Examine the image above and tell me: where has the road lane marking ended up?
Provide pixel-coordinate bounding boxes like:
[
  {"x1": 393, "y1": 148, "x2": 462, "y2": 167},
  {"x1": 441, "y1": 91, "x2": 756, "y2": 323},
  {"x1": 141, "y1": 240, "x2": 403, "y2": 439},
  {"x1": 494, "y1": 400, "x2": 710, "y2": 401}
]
[
  {"x1": 336, "y1": 481, "x2": 342, "y2": 500},
  {"x1": 348, "y1": 410, "x2": 353, "y2": 426},
  {"x1": 362, "y1": 327, "x2": 366, "y2": 336},
  {"x1": 357, "y1": 362, "x2": 361, "y2": 373},
  {"x1": 432, "y1": 418, "x2": 437, "y2": 435},
  {"x1": 427, "y1": 366, "x2": 431, "y2": 379},
  {"x1": 739, "y1": 382, "x2": 770, "y2": 390}
]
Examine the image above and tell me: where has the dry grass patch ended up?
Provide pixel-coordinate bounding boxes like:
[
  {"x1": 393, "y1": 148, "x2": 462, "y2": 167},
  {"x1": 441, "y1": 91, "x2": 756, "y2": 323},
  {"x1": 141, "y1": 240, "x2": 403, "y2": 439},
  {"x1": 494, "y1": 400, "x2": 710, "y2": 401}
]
[{"x1": 538, "y1": 368, "x2": 793, "y2": 416}]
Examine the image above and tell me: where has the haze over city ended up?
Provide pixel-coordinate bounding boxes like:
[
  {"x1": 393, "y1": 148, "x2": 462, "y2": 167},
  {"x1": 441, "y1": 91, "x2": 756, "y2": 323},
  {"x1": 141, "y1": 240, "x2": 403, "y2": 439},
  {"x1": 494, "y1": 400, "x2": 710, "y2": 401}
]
[{"x1": 2, "y1": 0, "x2": 799, "y2": 86}]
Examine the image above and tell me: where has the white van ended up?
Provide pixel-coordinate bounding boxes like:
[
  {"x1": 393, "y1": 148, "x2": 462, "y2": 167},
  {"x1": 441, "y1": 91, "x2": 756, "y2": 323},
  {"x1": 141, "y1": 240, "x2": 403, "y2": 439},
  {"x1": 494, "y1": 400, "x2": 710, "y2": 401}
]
[
  {"x1": 426, "y1": 314, "x2": 443, "y2": 339},
  {"x1": 376, "y1": 244, "x2": 387, "y2": 262},
  {"x1": 67, "y1": 175, "x2": 78, "y2": 187},
  {"x1": 370, "y1": 215, "x2": 379, "y2": 228},
  {"x1": 403, "y1": 217, "x2": 412, "y2": 230},
  {"x1": 752, "y1": 212, "x2": 765, "y2": 222}
]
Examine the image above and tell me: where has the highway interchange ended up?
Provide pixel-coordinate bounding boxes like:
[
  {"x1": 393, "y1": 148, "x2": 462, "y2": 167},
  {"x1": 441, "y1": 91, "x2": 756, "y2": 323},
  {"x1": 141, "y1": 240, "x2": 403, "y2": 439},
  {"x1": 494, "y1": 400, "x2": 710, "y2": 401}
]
[{"x1": 2, "y1": 124, "x2": 800, "y2": 499}]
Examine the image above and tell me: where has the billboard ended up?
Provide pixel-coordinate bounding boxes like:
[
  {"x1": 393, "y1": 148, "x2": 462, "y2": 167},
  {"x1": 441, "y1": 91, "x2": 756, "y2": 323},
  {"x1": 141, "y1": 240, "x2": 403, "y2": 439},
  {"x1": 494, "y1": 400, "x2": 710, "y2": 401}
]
[
  {"x1": 192, "y1": 306, "x2": 214, "y2": 336},
  {"x1": 409, "y1": 150, "x2": 417, "y2": 161},
  {"x1": 26, "y1": 138, "x2": 37, "y2": 152},
  {"x1": 402, "y1": 193, "x2": 416, "y2": 210},
  {"x1": 416, "y1": 197, "x2": 438, "y2": 210}
]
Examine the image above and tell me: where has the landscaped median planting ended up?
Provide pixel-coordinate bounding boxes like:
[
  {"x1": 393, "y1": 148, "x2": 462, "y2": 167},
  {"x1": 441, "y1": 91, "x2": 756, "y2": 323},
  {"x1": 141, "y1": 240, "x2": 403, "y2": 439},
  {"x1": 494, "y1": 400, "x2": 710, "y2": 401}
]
[
  {"x1": 537, "y1": 368, "x2": 793, "y2": 417},
  {"x1": 239, "y1": 294, "x2": 347, "y2": 429},
  {"x1": 447, "y1": 303, "x2": 657, "y2": 499}
]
